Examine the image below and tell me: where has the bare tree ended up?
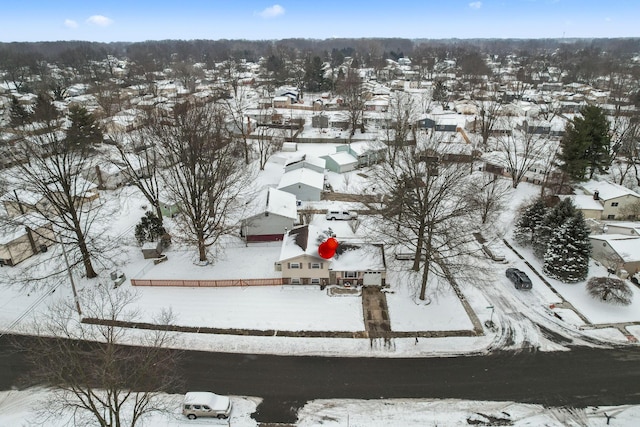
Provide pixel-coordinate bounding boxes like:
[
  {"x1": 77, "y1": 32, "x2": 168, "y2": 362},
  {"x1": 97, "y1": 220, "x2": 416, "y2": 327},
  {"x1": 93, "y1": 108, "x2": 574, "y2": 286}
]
[
  {"x1": 470, "y1": 92, "x2": 503, "y2": 146},
  {"x1": 254, "y1": 106, "x2": 283, "y2": 170},
  {"x1": 7, "y1": 114, "x2": 102, "y2": 278},
  {"x1": 586, "y1": 276, "x2": 633, "y2": 305},
  {"x1": 223, "y1": 84, "x2": 255, "y2": 165},
  {"x1": 495, "y1": 121, "x2": 551, "y2": 188},
  {"x1": 150, "y1": 102, "x2": 252, "y2": 262},
  {"x1": 336, "y1": 68, "x2": 365, "y2": 139},
  {"x1": 608, "y1": 116, "x2": 640, "y2": 186},
  {"x1": 16, "y1": 284, "x2": 181, "y2": 427},
  {"x1": 109, "y1": 130, "x2": 165, "y2": 223},
  {"x1": 467, "y1": 173, "x2": 512, "y2": 225},
  {"x1": 366, "y1": 134, "x2": 487, "y2": 300},
  {"x1": 381, "y1": 91, "x2": 419, "y2": 166}
]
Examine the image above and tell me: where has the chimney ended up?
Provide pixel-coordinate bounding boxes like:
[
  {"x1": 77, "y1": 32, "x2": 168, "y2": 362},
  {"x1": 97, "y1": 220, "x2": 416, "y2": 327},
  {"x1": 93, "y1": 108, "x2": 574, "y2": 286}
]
[{"x1": 593, "y1": 190, "x2": 599, "y2": 200}]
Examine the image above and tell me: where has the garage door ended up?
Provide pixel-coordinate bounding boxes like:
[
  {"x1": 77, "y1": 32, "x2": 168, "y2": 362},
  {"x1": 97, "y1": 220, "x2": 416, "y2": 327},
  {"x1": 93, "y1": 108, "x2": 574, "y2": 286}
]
[{"x1": 363, "y1": 271, "x2": 382, "y2": 286}]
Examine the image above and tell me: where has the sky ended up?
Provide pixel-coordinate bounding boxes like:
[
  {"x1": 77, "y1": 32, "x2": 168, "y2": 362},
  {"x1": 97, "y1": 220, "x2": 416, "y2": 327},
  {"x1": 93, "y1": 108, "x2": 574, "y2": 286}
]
[{"x1": 0, "y1": 0, "x2": 638, "y2": 43}]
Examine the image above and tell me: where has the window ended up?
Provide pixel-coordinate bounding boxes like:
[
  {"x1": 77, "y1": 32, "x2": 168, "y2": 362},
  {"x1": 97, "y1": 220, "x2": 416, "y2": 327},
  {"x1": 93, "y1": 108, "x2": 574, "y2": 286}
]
[
  {"x1": 310, "y1": 262, "x2": 321, "y2": 269},
  {"x1": 311, "y1": 278, "x2": 320, "y2": 284},
  {"x1": 344, "y1": 271, "x2": 357, "y2": 278},
  {"x1": 607, "y1": 215, "x2": 615, "y2": 219},
  {"x1": 290, "y1": 278, "x2": 301, "y2": 284},
  {"x1": 290, "y1": 262, "x2": 301, "y2": 269},
  {"x1": 611, "y1": 202, "x2": 619, "y2": 207}
]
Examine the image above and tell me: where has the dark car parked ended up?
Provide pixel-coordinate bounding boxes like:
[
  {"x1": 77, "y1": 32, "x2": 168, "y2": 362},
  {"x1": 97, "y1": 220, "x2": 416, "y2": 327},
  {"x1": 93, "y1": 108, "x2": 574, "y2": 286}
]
[{"x1": 506, "y1": 268, "x2": 532, "y2": 290}]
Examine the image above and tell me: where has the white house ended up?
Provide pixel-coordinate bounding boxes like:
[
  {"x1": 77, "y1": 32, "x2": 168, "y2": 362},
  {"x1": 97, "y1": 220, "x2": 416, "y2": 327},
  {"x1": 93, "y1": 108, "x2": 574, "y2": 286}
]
[
  {"x1": 589, "y1": 234, "x2": 640, "y2": 277},
  {"x1": 240, "y1": 187, "x2": 299, "y2": 242},
  {"x1": 580, "y1": 180, "x2": 640, "y2": 220},
  {"x1": 560, "y1": 195, "x2": 604, "y2": 220},
  {"x1": 277, "y1": 224, "x2": 387, "y2": 286},
  {"x1": 278, "y1": 168, "x2": 325, "y2": 201}
]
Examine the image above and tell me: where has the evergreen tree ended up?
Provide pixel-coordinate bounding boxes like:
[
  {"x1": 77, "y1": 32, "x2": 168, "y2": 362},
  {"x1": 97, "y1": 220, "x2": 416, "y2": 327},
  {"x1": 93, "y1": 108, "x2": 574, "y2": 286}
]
[
  {"x1": 32, "y1": 92, "x2": 59, "y2": 123},
  {"x1": 303, "y1": 55, "x2": 328, "y2": 92},
  {"x1": 135, "y1": 211, "x2": 166, "y2": 244},
  {"x1": 559, "y1": 105, "x2": 611, "y2": 181},
  {"x1": 9, "y1": 95, "x2": 31, "y2": 127},
  {"x1": 543, "y1": 212, "x2": 591, "y2": 282},
  {"x1": 513, "y1": 198, "x2": 547, "y2": 246},
  {"x1": 66, "y1": 106, "x2": 103, "y2": 149},
  {"x1": 532, "y1": 198, "x2": 576, "y2": 258}
]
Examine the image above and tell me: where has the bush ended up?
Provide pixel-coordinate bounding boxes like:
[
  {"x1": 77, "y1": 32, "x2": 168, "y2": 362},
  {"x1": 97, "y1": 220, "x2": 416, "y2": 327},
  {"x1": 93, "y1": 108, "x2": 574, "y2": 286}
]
[
  {"x1": 586, "y1": 277, "x2": 633, "y2": 305},
  {"x1": 135, "y1": 211, "x2": 166, "y2": 245}
]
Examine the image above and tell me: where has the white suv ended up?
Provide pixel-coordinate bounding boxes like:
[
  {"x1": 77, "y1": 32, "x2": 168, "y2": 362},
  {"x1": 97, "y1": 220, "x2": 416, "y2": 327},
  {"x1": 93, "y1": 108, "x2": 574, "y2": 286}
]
[{"x1": 326, "y1": 210, "x2": 358, "y2": 221}]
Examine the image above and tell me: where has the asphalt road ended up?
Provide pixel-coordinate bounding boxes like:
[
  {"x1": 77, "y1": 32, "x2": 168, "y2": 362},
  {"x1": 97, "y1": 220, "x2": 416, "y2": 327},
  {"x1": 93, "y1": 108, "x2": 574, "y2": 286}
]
[{"x1": 2, "y1": 335, "x2": 640, "y2": 424}]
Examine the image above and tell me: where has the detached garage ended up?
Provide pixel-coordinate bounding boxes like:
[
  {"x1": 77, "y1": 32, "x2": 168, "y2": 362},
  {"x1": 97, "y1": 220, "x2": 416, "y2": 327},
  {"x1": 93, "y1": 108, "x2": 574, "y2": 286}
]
[{"x1": 322, "y1": 152, "x2": 359, "y2": 174}]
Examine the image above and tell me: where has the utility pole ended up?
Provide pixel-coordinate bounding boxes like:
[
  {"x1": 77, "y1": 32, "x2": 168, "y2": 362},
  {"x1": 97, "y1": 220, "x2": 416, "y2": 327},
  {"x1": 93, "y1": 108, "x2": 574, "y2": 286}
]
[{"x1": 57, "y1": 233, "x2": 82, "y2": 315}]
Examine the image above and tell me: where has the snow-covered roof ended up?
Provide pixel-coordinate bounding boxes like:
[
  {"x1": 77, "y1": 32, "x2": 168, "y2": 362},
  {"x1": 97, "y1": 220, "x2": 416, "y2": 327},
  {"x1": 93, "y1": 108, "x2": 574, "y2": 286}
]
[
  {"x1": 0, "y1": 214, "x2": 51, "y2": 245},
  {"x1": 324, "y1": 151, "x2": 358, "y2": 166},
  {"x1": 559, "y1": 195, "x2": 604, "y2": 211},
  {"x1": 47, "y1": 177, "x2": 98, "y2": 196},
  {"x1": 279, "y1": 224, "x2": 385, "y2": 271},
  {"x1": 330, "y1": 243, "x2": 385, "y2": 271},
  {"x1": 265, "y1": 187, "x2": 297, "y2": 219},
  {"x1": 580, "y1": 180, "x2": 640, "y2": 201},
  {"x1": 279, "y1": 224, "x2": 328, "y2": 261},
  {"x1": 589, "y1": 234, "x2": 640, "y2": 262},
  {"x1": 278, "y1": 168, "x2": 324, "y2": 190},
  {"x1": 0, "y1": 188, "x2": 42, "y2": 205}
]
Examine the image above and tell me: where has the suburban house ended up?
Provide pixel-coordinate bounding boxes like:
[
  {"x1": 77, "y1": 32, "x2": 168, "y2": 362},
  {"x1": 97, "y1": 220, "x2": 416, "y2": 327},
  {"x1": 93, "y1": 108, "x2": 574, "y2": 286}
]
[
  {"x1": 579, "y1": 180, "x2": 640, "y2": 220},
  {"x1": 336, "y1": 142, "x2": 386, "y2": 168},
  {"x1": 560, "y1": 195, "x2": 605, "y2": 220},
  {"x1": 589, "y1": 234, "x2": 640, "y2": 277},
  {"x1": 311, "y1": 114, "x2": 329, "y2": 129},
  {"x1": 1, "y1": 189, "x2": 44, "y2": 218},
  {"x1": 277, "y1": 224, "x2": 387, "y2": 286},
  {"x1": 46, "y1": 177, "x2": 100, "y2": 208},
  {"x1": 240, "y1": 187, "x2": 299, "y2": 242},
  {"x1": 0, "y1": 214, "x2": 55, "y2": 266},
  {"x1": 277, "y1": 167, "x2": 325, "y2": 201}
]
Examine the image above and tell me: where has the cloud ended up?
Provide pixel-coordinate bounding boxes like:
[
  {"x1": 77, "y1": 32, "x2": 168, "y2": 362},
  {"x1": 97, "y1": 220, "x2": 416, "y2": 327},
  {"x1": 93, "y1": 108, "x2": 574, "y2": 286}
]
[
  {"x1": 257, "y1": 4, "x2": 285, "y2": 19},
  {"x1": 86, "y1": 15, "x2": 114, "y2": 27},
  {"x1": 469, "y1": 1, "x2": 482, "y2": 9},
  {"x1": 64, "y1": 19, "x2": 78, "y2": 29}
]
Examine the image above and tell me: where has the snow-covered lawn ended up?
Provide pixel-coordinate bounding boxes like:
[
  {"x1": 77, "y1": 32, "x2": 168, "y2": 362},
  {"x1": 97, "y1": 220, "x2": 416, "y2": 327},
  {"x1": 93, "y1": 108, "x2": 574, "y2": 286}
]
[{"x1": 1, "y1": 388, "x2": 639, "y2": 427}]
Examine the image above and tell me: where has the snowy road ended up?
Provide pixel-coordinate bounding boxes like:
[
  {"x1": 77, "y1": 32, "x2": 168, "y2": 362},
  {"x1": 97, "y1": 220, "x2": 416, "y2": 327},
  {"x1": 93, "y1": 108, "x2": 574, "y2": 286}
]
[{"x1": 2, "y1": 335, "x2": 640, "y2": 424}]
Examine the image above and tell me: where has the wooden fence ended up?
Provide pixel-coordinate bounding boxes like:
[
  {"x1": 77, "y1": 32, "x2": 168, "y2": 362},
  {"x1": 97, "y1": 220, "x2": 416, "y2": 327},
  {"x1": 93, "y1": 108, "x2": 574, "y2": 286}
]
[{"x1": 131, "y1": 278, "x2": 284, "y2": 287}]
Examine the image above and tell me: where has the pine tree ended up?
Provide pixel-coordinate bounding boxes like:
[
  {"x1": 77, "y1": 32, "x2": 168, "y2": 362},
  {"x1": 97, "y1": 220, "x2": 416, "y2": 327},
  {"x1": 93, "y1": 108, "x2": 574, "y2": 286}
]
[
  {"x1": 66, "y1": 105, "x2": 103, "y2": 149},
  {"x1": 135, "y1": 211, "x2": 166, "y2": 244},
  {"x1": 514, "y1": 198, "x2": 547, "y2": 246},
  {"x1": 559, "y1": 105, "x2": 611, "y2": 181},
  {"x1": 9, "y1": 95, "x2": 31, "y2": 127},
  {"x1": 532, "y1": 198, "x2": 576, "y2": 258},
  {"x1": 32, "y1": 92, "x2": 59, "y2": 123},
  {"x1": 543, "y1": 212, "x2": 591, "y2": 282}
]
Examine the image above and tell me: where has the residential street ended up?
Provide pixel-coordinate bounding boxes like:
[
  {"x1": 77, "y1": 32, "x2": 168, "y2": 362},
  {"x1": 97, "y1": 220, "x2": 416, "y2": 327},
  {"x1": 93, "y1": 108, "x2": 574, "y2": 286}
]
[{"x1": 2, "y1": 335, "x2": 640, "y2": 424}]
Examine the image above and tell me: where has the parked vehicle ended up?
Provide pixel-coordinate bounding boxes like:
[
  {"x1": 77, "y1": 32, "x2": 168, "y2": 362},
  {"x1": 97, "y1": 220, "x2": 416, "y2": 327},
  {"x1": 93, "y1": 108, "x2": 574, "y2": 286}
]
[
  {"x1": 326, "y1": 209, "x2": 358, "y2": 220},
  {"x1": 182, "y1": 392, "x2": 232, "y2": 420},
  {"x1": 505, "y1": 268, "x2": 532, "y2": 290}
]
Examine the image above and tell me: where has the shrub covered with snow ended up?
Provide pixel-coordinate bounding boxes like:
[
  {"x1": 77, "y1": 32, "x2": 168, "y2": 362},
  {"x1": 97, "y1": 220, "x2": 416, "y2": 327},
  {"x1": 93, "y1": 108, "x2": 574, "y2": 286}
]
[{"x1": 586, "y1": 277, "x2": 633, "y2": 305}]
